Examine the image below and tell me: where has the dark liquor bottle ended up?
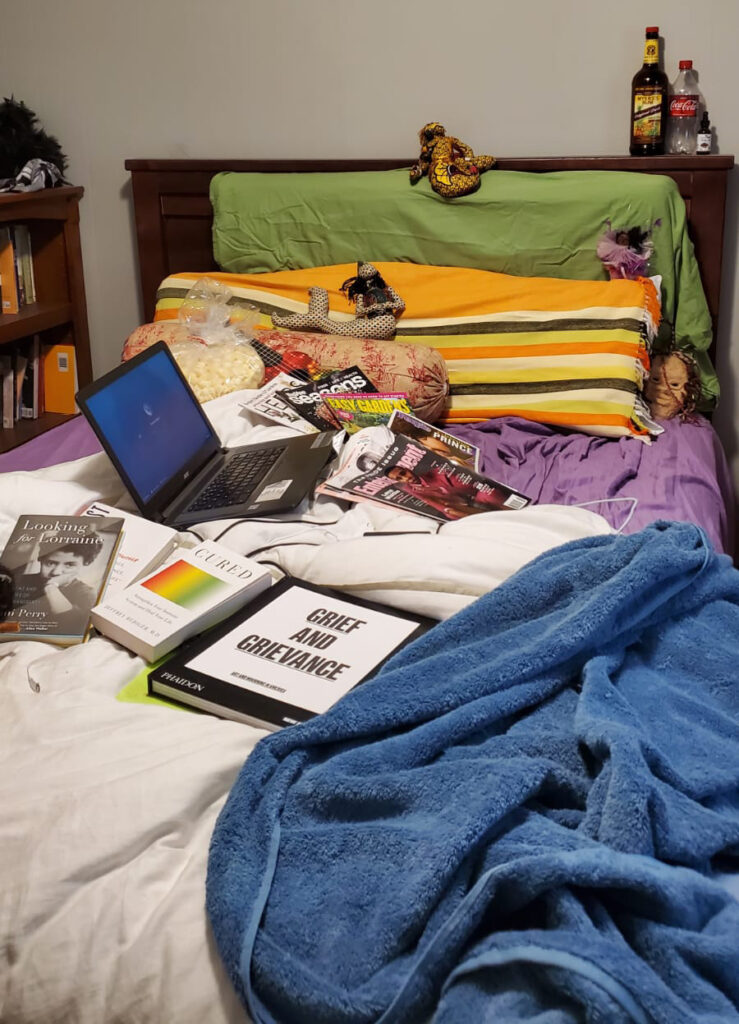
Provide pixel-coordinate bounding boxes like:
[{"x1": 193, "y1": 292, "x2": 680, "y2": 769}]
[{"x1": 630, "y1": 26, "x2": 669, "y2": 156}]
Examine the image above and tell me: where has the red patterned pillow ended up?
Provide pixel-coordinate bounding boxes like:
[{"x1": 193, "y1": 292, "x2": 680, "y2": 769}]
[{"x1": 122, "y1": 324, "x2": 449, "y2": 423}]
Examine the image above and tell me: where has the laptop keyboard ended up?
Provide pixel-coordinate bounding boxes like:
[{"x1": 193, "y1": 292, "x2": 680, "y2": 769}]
[{"x1": 186, "y1": 447, "x2": 285, "y2": 513}]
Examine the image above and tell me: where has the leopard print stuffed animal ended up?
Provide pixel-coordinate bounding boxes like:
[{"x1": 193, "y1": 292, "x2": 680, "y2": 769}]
[
  {"x1": 271, "y1": 262, "x2": 405, "y2": 340},
  {"x1": 409, "y1": 122, "x2": 495, "y2": 198}
]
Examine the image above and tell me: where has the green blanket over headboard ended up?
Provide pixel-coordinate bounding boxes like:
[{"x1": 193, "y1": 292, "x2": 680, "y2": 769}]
[{"x1": 210, "y1": 168, "x2": 717, "y2": 406}]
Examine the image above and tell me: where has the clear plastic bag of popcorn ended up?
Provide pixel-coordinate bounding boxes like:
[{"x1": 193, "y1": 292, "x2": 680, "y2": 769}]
[
  {"x1": 172, "y1": 277, "x2": 264, "y2": 401},
  {"x1": 168, "y1": 338, "x2": 262, "y2": 403}
]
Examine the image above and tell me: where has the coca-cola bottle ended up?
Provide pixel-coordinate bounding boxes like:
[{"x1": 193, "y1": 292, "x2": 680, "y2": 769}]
[
  {"x1": 630, "y1": 27, "x2": 669, "y2": 156},
  {"x1": 666, "y1": 60, "x2": 703, "y2": 154}
]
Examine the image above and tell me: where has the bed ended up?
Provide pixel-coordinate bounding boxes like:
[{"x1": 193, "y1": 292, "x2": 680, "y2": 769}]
[{"x1": 1, "y1": 155, "x2": 737, "y2": 1024}]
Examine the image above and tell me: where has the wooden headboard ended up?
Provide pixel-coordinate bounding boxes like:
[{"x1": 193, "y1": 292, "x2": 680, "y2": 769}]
[{"x1": 125, "y1": 155, "x2": 734, "y2": 359}]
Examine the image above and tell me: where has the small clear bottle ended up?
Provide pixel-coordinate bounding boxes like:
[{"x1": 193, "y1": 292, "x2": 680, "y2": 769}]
[
  {"x1": 696, "y1": 111, "x2": 712, "y2": 154},
  {"x1": 666, "y1": 60, "x2": 702, "y2": 155}
]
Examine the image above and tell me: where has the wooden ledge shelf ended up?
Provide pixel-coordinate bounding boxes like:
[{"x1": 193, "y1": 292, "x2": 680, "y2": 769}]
[
  {"x1": 0, "y1": 301, "x2": 74, "y2": 346},
  {"x1": 0, "y1": 411, "x2": 74, "y2": 454}
]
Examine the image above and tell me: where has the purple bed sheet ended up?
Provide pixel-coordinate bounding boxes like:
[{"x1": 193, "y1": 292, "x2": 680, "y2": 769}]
[
  {"x1": 0, "y1": 415, "x2": 101, "y2": 474},
  {"x1": 1, "y1": 412, "x2": 733, "y2": 556},
  {"x1": 449, "y1": 415, "x2": 735, "y2": 555}
]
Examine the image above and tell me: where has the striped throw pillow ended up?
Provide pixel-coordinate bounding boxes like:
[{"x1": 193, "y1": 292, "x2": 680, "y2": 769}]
[{"x1": 154, "y1": 263, "x2": 661, "y2": 440}]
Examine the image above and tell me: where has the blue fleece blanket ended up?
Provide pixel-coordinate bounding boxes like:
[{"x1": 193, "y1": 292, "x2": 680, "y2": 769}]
[{"x1": 207, "y1": 522, "x2": 739, "y2": 1023}]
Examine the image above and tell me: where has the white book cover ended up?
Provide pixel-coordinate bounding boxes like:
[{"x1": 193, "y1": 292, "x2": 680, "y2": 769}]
[
  {"x1": 185, "y1": 583, "x2": 421, "y2": 715},
  {"x1": 241, "y1": 372, "x2": 318, "y2": 434},
  {"x1": 91, "y1": 540, "x2": 272, "y2": 660},
  {"x1": 79, "y1": 502, "x2": 179, "y2": 595}
]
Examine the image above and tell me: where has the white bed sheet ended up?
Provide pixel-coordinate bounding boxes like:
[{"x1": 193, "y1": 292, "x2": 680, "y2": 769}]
[{"x1": 0, "y1": 390, "x2": 612, "y2": 1024}]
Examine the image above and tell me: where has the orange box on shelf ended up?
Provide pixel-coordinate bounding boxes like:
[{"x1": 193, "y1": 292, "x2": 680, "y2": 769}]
[{"x1": 42, "y1": 343, "x2": 78, "y2": 414}]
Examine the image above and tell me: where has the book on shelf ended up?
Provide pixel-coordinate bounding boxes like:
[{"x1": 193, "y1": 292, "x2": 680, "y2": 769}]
[
  {"x1": 0, "y1": 226, "x2": 36, "y2": 314},
  {"x1": 0, "y1": 337, "x2": 41, "y2": 427},
  {"x1": 13, "y1": 348, "x2": 27, "y2": 421},
  {"x1": 0, "y1": 227, "x2": 20, "y2": 315},
  {"x1": 0, "y1": 354, "x2": 13, "y2": 429},
  {"x1": 17, "y1": 335, "x2": 40, "y2": 420},
  {"x1": 320, "y1": 392, "x2": 411, "y2": 434},
  {"x1": 12, "y1": 226, "x2": 35, "y2": 304},
  {"x1": 42, "y1": 343, "x2": 78, "y2": 414},
  {"x1": 79, "y1": 501, "x2": 180, "y2": 595},
  {"x1": 318, "y1": 429, "x2": 531, "y2": 523},
  {"x1": 90, "y1": 539, "x2": 273, "y2": 661},
  {"x1": 11, "y1": 230, "x2": 25, "y2": 307},
  {"x1": 0, "y1": 514, "x2": 124, "y2": 645},
  {"x1": 277, "y1": 365, "x2": 378, "y2": 430},
  {"x1": 147, "y1": 577, "x2": 435, "y2": 729}
]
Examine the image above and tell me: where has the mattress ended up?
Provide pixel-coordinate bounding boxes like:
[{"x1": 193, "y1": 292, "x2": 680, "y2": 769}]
[
  {"x1": 1, "y1": 389, "x2": 615, "y2": 1024},
  {"x1": 0, "y1": 389, "x2": 734, "y2": 1023}
]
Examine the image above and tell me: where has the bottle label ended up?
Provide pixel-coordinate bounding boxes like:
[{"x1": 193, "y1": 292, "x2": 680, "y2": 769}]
[
  {"x1": 696, "y1": 133, "x2": 711, "y2": 154},
  {"x1": 643, "y1": 39, "x2": 659, "y2": 64},
  {"x1": 669, "y1": 95, "x2": 699, "y2": 118},
  {"x1": 633, "y1": 90, "x2": 664, "y2": 140}
]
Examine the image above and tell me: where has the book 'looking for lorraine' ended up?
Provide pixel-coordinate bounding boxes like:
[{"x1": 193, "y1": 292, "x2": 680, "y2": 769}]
[
  {"x1": 0, "y1": 514, "x2": 124, "y2": 645},
  {"x1": 148, "y1": 578, "x2": 435, "y2": 730}
]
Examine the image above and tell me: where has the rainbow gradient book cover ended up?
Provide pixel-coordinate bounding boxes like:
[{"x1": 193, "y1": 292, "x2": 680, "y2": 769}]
[
  {"x1": 141, "y1": 559, "x2": 229, "y2": 611},
  {"x1": 90, "y1": 540, "x2": 272, "y2": 661}
]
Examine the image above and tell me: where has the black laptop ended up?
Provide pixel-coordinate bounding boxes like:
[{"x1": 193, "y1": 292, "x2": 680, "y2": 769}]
[{"x1": 76, "y1": 341, "x2": 336, "y2": 528}]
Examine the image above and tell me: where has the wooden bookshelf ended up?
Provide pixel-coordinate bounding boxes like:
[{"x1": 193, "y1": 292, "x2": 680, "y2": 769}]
[
  {"x1": 1, "y1": 411, "x2": 73, "y2": 449},
  {"x1": 0, "y1": 187, "x2": 92, "y2": 454}
]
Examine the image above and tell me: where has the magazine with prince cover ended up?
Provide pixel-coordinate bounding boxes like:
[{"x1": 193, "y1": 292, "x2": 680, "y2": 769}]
[
  {"x1": 319, "y1": 433, "x2": 531, "y2": 523},
  {"x1": 387, "y1": 409, "x2": 480, "y2": 471}
]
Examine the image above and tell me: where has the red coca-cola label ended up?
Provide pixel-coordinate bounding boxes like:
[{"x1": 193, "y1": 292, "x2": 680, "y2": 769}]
[{"x1": 669, "y1": 95, "x2": 698, "y2": 117}]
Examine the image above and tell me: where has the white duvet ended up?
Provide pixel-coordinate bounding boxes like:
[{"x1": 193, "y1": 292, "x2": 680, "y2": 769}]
[{"x1": 0, "y1": 391, "x2": 611, "y2": 1024}]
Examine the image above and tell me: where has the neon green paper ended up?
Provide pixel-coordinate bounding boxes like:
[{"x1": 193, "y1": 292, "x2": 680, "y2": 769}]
[{"x1": 116, "y1": 660, "x2": 196, "y2": 712}]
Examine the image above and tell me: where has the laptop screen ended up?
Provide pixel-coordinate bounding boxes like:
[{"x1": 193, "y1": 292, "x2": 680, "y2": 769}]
[{"x1": 82, "y1": 346, "x2": 217, "y2": 505}]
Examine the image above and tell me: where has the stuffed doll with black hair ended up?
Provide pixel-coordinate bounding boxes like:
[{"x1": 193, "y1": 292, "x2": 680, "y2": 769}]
[
  {"x1": 0, "y1": 97, "x2": 66, "y2": 191},
  {"x1": 271, "y1": 261, "x2": 405, "y2": 340}
]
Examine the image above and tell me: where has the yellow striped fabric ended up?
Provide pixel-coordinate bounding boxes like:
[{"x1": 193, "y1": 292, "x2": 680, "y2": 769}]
[{"x1": 154, "y1": 263, "x2": 661, "y2": 439}]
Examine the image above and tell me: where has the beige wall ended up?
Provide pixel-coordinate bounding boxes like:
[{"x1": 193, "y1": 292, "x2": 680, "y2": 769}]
[{"x1": 2, "y1": 0, "x2": 739, "y2": 486}]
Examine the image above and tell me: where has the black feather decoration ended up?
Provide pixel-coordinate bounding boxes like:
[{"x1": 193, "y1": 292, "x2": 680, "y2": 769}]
[{"x1": 0, "y1": 97, "x2": 67, "y2": 181}]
